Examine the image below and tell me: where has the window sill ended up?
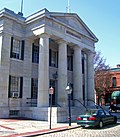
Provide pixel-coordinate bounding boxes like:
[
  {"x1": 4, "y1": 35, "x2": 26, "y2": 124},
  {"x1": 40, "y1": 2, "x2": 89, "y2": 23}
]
[{"x1": 10, "y1": 58, "x2": 23, "y2": 63}]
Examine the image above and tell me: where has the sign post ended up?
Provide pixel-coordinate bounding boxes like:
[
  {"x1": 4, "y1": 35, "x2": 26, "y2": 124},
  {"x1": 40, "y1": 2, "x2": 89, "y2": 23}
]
[{"x1": 49, "y1": 87, "x2": 54, "y2": 129}]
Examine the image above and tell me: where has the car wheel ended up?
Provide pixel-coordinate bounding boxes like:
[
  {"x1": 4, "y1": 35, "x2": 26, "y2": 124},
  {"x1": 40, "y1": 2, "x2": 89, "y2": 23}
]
[{"x1": 99, "y1": 121, "x2": 103, "y2": 128}]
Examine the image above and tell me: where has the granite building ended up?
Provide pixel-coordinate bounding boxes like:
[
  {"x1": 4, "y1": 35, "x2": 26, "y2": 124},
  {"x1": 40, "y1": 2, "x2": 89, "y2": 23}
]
[{"x1": 0, "y1": 8, "x2": 98, "y2": 122}]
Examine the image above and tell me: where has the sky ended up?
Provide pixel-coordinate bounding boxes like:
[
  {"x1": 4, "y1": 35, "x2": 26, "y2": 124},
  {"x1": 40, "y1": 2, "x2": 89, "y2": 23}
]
[{"x1": 0, "y1": 0, "x2": 120, "y2": 68}]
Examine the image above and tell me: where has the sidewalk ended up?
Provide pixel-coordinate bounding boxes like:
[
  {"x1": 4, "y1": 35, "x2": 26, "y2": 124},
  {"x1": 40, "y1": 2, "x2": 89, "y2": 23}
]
[{"x1": 0, "y1": 118, "x2": 79, "y2": 137}]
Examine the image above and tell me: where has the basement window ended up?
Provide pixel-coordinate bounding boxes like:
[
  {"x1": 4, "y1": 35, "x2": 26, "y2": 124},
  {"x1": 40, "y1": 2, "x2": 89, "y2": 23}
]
[{"x1": 9, "y1": 110, "x2": 19, "y2": 116}]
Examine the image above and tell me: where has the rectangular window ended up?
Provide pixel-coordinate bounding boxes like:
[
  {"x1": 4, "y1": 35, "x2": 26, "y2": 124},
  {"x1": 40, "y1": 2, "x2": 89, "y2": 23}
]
[
  {"x1": 67, "y1": 56, "x2": 73, "y2": 71},
  {"x1": 32, "y1": 43, "x2": 39, "y2": 63},
  {"x1": 9, "y1": 110, "x2": 19, "y2": 116},
  {"x1": 11, "y1": 76, "x2": 19, "y2": 92},
  {"x1": 31, "y1": 78, "x2": 38, "y2": 99},
  {"x1": 49, "y1": 49, "x2": 58, "y2": 67},
  {"x1": 10, "y1": 37, "x2": 24, "y2": 60},
  {"x1": 112, "y1": 77, "x2": 116, "y2": 87},
  {"x1": 8, "y1": 76, "x2": 23, "y2": 98}
]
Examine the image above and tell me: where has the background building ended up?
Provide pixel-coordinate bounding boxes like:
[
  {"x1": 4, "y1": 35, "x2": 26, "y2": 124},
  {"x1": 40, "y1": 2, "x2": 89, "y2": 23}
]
[
  {"x1": 95, "y1": 64, "x2": 120, "y2": 106},
  {"x1": 110, "y1": 65, "x2": 120, "y2": 90},
  {"x1": 0, "y1": 8, "x2": 98, "y2": 122}
]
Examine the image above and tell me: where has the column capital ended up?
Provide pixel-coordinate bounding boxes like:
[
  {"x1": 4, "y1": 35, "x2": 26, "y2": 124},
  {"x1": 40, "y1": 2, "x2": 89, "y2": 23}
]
[
  {"x1": 56, "y1": 39, "x2": 68, "y2": 45},
  {"x1": 74, "y1": 46, "x2": 82, "y2": 51},
  {"x1": 86, "y1": 50, "x2": 95, "y2": 55},
  {"x1": 39, "y1": 33, "x2": 50, "y2": 38}
]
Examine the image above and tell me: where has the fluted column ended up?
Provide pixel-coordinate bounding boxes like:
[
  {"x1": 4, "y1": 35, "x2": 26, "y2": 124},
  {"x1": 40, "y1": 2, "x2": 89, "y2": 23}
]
[
  {"x1": 57, "y1": 40, "x2": 67, "y2": 106},
  {"x1": 73, "y1": 47, "x2": 83, "y2": 105},
  {"x1": 37, "y1": 34, "x2": 50, "y2": 107},
  {"x1": 87, "y1": 51, "x2": 95, "y2": 106}
]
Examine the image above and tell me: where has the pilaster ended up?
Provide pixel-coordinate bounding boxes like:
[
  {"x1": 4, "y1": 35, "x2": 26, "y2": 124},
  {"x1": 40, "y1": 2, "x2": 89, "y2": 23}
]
[{"x1": 0, "y1": 33, "x2": 11, "y2": 107}]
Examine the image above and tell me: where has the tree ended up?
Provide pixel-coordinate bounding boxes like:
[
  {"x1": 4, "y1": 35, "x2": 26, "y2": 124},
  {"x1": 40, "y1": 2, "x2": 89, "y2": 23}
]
[
  {"x1": 94, "y1": 51, "x2": 110, "y2": 71},
  {"x1": 94, "y1": 51, "x2": 111, "y2": 105}
]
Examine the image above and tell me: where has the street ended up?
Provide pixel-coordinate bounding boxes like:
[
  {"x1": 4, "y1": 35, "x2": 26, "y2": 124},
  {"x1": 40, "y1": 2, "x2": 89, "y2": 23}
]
[{"x1": 37, "y1": 122, "x2": 120, "y2": 137}]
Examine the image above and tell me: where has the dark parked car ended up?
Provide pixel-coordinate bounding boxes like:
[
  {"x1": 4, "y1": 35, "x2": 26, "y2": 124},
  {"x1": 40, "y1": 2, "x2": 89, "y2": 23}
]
[
  {"x1": 110, "y1": 91, "x2": 120, "y2": 111},
  {"x1": 77, "y1": 109, "x2": 117, "y2": 128},
  {"x1": 110, "y1": 104, "x2": 120, "y2": 112}
]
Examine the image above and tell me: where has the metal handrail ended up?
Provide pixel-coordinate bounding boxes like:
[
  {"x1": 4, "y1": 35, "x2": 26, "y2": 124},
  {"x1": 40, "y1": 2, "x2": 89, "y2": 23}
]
[{"x1": 72, "y1": 99, "x2": 88, "y2": 110}]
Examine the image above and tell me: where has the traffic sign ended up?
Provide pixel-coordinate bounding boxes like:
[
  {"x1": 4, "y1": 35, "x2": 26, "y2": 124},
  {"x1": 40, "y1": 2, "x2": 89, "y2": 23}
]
[{"x1": 49, "y1": 87, "x2": 54, "y2": 94}]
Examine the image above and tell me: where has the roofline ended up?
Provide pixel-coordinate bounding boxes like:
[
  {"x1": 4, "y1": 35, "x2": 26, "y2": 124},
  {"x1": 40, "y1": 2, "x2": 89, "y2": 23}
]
[
  {"x1": 26, "y1": 8, "x2": 49, "y2": 22},
  {"x1": 0, "y1": 8, "x2": 25, "y2": 23},
  {"x1": 110, "y1": 68, "x2": 120, "y2": 72},
  {"x1": 26, "y1": 9, "x2": 98, "y2": 42},
  {"x1": 49, "y1": 12, "x2": 98, "y2": 43},
  {"x1": 0, "y1": 8, "x2": 98, "y2": 43}
]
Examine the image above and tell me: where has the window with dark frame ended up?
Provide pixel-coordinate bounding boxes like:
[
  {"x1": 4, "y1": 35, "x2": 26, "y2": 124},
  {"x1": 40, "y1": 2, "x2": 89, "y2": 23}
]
[
  {"x1": 32, "y1": 44, "x2": 39, "y2": 63},
  {"x1": 10, "y1": 37, "x2": 24, "y2": 60},
  {"x1": 112, "y1": 77, "x2": 116, "y2": 87},
  {"x1": 8, "y1": 76, "x2": 23, "y2": 98},
  {"x1": 31, "y1": 78, "x2": 38, "y2": 99}
]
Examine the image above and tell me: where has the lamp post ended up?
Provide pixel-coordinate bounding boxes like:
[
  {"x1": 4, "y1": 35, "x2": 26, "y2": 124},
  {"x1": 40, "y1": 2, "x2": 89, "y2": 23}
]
[{"x1": 65, "y1": 83, "x2": 72, "y2": 126}]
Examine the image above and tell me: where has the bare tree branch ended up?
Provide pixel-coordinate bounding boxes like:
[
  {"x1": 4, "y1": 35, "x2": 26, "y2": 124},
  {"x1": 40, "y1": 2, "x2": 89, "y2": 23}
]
[{"x1": 94, "y1": 51, "x2": 111, "y2": 105}]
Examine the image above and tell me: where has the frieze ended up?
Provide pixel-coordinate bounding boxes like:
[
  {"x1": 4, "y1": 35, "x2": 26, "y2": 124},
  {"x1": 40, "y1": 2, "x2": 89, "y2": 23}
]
[{"x1": 66, "y1": 30, "x2": 81, "y2": 39}]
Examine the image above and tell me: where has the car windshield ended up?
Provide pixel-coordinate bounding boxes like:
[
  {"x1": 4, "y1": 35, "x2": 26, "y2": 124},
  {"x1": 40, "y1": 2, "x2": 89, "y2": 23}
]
[{"x1": 84, "y1": 110, "x2": 97, "y2": 115}]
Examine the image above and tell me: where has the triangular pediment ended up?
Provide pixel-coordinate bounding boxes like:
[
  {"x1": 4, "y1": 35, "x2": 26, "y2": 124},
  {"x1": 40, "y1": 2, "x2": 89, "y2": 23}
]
[
  {"x1": 26, "y1": 8, "x2": 98, "y2": 42},
  {"x1": 49, "y1": 12, "x2": 98, "y2": 42}
]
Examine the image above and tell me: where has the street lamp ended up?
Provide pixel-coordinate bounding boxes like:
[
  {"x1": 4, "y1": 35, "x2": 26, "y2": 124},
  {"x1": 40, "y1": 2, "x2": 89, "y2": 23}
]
[{"x1": 65, "y1": 83, "x2": 72, "y2": 126}]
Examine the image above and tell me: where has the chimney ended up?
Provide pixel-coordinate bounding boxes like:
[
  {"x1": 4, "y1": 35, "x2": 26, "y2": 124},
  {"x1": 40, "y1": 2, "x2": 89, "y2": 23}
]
[{"x1": 117, "y1": 64, "x2": 120, "y2": 68}]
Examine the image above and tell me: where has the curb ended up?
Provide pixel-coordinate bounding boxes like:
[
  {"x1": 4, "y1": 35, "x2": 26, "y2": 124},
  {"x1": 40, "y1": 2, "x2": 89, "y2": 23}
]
[{"x1": 18, "y1": 125, "x2": 80, "y2": 137}]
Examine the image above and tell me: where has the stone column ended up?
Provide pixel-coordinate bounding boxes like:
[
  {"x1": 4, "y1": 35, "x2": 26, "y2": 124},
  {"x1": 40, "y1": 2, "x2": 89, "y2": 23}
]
[
  {"x1": 57, "y1": 40, "x2": 68, "y2": 106},
  {"x1": 37, "y1": 34, "x2": 50, "y2": 107},
  {"x1": 73, "y1": 46, "x2": 83, "y2": 106},
  {"x1": 83, "y1": 53, "x2": 88, "y2": 106},
  {"x1": 87, "y1": 51, "x2": 95, "y2": 106}
]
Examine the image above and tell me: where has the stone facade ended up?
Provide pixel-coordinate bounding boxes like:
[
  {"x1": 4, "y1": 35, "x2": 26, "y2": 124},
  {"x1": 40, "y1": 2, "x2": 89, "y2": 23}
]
[{"x1": 0, "y1": 8, "x2": 98, "y2": 122}]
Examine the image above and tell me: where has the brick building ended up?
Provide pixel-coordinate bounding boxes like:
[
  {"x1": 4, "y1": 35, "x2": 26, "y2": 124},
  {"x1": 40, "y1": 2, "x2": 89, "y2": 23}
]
[{"x1": 96, "y1": 65, "x2": 120, "y2": 106}]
